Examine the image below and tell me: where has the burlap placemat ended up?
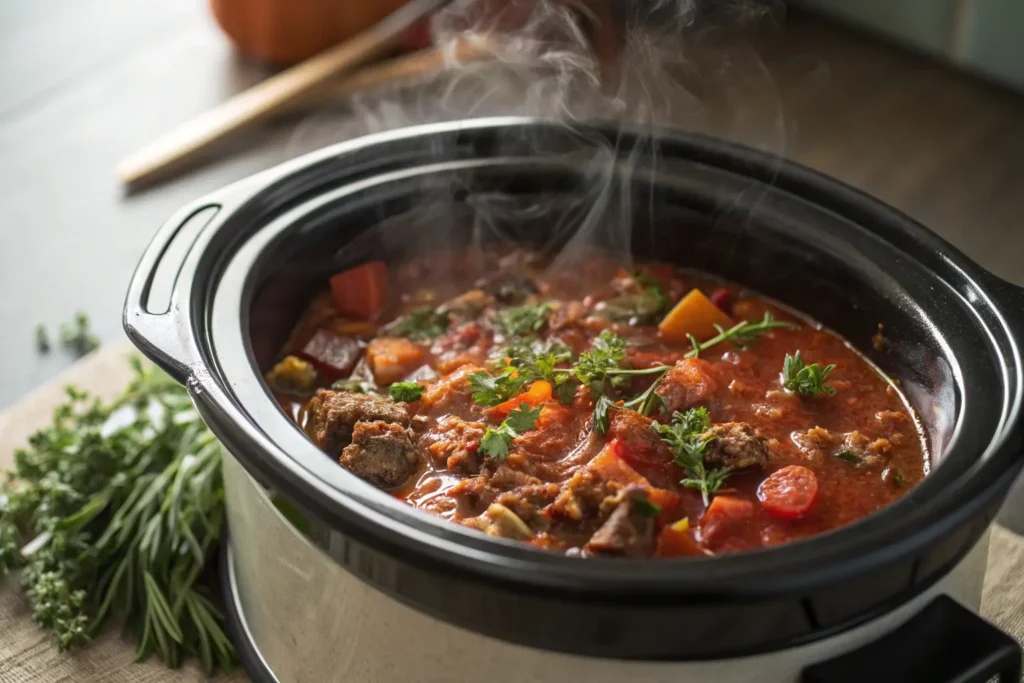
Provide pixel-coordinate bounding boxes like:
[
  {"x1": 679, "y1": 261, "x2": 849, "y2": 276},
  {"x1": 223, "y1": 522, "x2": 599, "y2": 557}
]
[{"x1": 0, "y1": 345, "x2": 1021, "y2": 682}]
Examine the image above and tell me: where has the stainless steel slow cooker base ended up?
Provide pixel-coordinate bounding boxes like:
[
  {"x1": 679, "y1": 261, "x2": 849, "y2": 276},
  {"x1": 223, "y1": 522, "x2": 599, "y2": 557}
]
[{"x1": 222, "y1": 453, "x2": 995, "y2": 683}]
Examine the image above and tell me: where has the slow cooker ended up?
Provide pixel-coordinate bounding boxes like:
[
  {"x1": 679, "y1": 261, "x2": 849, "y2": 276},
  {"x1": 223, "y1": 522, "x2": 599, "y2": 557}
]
[{"x1": 124, "y1": 118, "x2": 1024, "y2": 682}]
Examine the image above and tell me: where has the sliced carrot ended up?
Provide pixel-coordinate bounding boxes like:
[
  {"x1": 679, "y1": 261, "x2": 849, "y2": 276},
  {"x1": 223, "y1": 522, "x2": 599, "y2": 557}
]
[
  {"x1": 365, "y1": 337, "x2": 425, "y2": 385},
  {"x1": 758, "y1": 465, "x2": 819, "y2": 520},
  {"x1": 490, "y1": 380, "x2": 552, "y2": 416},
  {"x1": 537, "y1": 403, "x2": 574, "y2": 429},
  {"x1": 329, "y1": 261, "x2": 387, "y2": 321},
  {"x1": 658, "y1": 288, "x2": 734, "y2": 344}
]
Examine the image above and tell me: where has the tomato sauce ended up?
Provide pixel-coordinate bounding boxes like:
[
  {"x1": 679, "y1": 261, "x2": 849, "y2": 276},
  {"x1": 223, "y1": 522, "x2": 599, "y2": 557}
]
[{"x1": 268, "y1": 251, "x2": 927, "y2": 558}]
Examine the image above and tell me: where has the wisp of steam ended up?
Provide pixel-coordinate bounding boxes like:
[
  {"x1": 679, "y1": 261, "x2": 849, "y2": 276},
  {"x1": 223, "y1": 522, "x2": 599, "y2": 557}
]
[{"x1": 283, "y1": 0, "x2": 787, "y2": 282}]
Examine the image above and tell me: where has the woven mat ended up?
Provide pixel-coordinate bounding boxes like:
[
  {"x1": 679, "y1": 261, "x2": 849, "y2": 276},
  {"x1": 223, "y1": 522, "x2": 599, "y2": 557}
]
[{"x1": 1, "y1": 345, "x2": 1022, "y2": 682}]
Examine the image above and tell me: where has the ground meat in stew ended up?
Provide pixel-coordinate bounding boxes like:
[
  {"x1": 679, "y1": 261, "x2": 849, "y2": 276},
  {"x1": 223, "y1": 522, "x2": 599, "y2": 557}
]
[{"x1": 271, "y1": 251, "x2": 928, "y2": 559}]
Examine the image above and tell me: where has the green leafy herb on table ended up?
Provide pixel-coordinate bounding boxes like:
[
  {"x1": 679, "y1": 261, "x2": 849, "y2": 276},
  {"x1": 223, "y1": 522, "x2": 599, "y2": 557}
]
[
  {"x1": 651, "y1": 407, "x2": 730, "y2": 506},
  {"x1": 0, "y1": 359, "x2": 235, "y2": 674},
  {"x1": 782, "y1": 351, "x2": 836, "y2": 397},
  {"x1": 479, "y1": 403, "x2": 542, "y2": 460},
  {"x1": 388, "y1": 381, "x2": 424, "y2": 403},
  {"x1": 59, "y1": 312, "x2": 101, "y2": 357},
  {"x1": 35, "y1": 324, "x2": 51, "y2": 353}
]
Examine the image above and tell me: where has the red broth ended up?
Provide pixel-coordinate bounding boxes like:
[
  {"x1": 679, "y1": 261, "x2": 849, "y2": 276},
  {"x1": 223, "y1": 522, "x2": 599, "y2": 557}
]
[{"x1": 268, "y1": 251, "x2": 926, "y2": 558}]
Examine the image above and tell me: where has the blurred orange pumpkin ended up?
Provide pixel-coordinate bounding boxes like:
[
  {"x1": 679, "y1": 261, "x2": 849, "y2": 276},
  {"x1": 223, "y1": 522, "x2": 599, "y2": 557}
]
[{"x1": 210, "y1": 0, "x2": 421, "y2": 64}]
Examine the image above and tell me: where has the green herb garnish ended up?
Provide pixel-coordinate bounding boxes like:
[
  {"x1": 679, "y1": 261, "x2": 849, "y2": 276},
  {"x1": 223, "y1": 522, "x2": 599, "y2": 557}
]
[
  {"x1": 685, "y1": 312, "x2": 794, "y2": 359},
  {"x1": 468, "y1": 368, "x2": 527, "y2": 407},
  {"x1": 632, "y1": 496, "x2": 662, "y2": 518},
  {"x1": 835, "y1": 449, "x2": 861, "y2": 463},
  {"x1": 391, "y1": 307, "x2": 450, "y2": 341},
  {"x1": 782, "y1": 351, "x2": 836, "y2": 397},
  {"x1": 478, "y1": 403, "x2": 542, "y2": 460},
  {"x1": 651, "y1": 407, "x2": 729, "y2": 506},
  {"x1": 593, "y1": 273, "x2": 672, "y2": 325},
  {"x1": 59, "y1": 312, "x2": 100, "y2": 356},
  {"x1": 388, "y1": 381, "x2": 424, "y2": 402},
  {"x1": 0, "y1": 359, "x2": 235, "y2": 673},
  {"x1": 495, "y1": 303, "x2": 552, "y2": 337},
  {"x1": 593, "y1": 395, "x2": 615, "y2": 435}
]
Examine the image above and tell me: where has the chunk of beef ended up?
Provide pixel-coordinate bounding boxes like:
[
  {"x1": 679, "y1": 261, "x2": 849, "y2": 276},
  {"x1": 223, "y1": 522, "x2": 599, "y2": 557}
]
[
  {"x1": 584, "y1": 485, "x2": 657, "y2": 558},
  {"x1": 549, "y1": 468, "x2": 615, "y2": 521},
  {"x1": 701, "y1": 422, "x2": 769, "y2": 471},
  {"x1": 606, "y1": 409, "x2": 673, "y2": 464},
  {"x1": 419, "y1": 414, "x2": 487, "y2": 474},
  {"x1": 654, "y1": 358, "x2": 718, "y2": 414},
  {"x1": 304, "y1": 389, "x2": 409, "y2": 455},
  {"x1": 449, "y1": 464, "x2": 556, "y2": 520},
  {"x1": 339, "y1": 421, "x2": 420, "y2": 489}
]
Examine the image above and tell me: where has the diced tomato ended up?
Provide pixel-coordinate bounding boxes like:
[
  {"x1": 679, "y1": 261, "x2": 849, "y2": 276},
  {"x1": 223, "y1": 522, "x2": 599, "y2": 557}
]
[
  {"x1": 700, "y1": 495, "x2": 754, "y2": 549},
  {"x1": 709, "y1": 287, "x2": 733, "y2": 313},
  {"x1": 329, "y1": 262, "x2": 387, "y2": 321},
  {"x1": 758, "y1": 465, "x2": 819, "y2": 520},
  {"x1": 365, "y1": 337, "x2": 425, "y2": 385},
  {"x1": 656, "y1": 521, "x2": 707, "y2": 558},
  {"x1": 490, "y1": 381, "x2": 552, "y2": 416},
  {"x1": 297, "y1": 329, "x2": 362, "y2": 380}
]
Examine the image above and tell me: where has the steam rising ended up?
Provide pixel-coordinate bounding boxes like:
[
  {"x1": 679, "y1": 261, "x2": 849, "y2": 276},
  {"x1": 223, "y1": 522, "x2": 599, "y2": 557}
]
[{"x1": 285, "y1": 0, "x2": 788, "y2": 280}]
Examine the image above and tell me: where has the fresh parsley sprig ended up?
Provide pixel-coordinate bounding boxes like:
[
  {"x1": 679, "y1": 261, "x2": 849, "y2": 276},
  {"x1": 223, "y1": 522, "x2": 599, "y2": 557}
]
[
  {"x1": 494, "y1": 303, "x2": 551, "y2": 337},
  {"x1": 782, "y1": 351, "x2": 836, "y2": 397},
  {"x1": 390, "y1": 307, "x2": 450, "y2": 341},
  {"x1": 479, "y1": 403, "x2": 542, "y2": 460},
  {"x1": 388, "y1": 381, "x2": 424, "y2": 402},
  {"x1": 651, "y1": 407, "x2": 730, "y2": 506}
]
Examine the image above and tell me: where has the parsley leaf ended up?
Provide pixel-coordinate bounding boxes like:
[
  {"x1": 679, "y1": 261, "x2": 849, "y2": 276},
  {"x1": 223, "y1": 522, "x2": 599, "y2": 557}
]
[
  {"x1": 388, "y1": 381, "x2": 424, "y2": 402},
  {"x1": 651, "y1": 407, "x2": 729, "y2": 506},
  {"x1": 479, "y1": 403, "x2": 542, "y2": 460},
  {"x1": 632, "y1": 496, "x2": 662, "y2": 518},
  {"x1": 391, "y1": 307, "x2": 450, "y2": 341},
  {"x1": 593, "y1": 395, "x2": 615, "y2": 435},
  {"x1": 484, "y1": 339, "x2": 576, "y2": 406},
  {"x1": 835, "y1": 449, "x2": 861, "y2": 463},
  {"x1": 573, "y1": 330, "x2": 628, "y2": 395},
  {"x1": 495, "y1": 303, "x2": 552, "y2": 337},
  {"x1": 332, "y1": 378, "x2": 379, "y2": 394},
  {"x1": 781, "y1": 351, "x2": 836, "y2": 397},
  {"x1": 468, "y1": 369, "x2": 527, "y2": 407},
  {"x1": 593, "y1": 273, "x2": 672, "y2": 325},
  {"x1": 505, "y1": 403, "x2": 542, "y2": 432}
]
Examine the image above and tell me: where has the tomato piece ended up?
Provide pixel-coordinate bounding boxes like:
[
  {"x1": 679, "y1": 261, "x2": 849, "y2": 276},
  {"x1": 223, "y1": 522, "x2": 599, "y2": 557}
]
[
  {"x1": 298, "y1": 329, "x2": 361, "y2": 380},
  {"x1": 699, "y1": 495, "x2": 755, "y2": 549},
  {"x1": 590, "y1": 440, "x2": 679, "y2": 513},
  {"x1": 329, "y1": 262, "x2": 387, "y2": 321},
  {"x1": 490, "y1": 380, "x2": 553, "y2": 416},
  {"x1": 758, "y1": 465, "x2": 819, "y2": 520}
]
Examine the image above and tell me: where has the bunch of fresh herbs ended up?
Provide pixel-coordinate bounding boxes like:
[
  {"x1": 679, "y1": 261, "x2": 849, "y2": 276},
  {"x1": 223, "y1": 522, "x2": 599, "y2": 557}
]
[{"x1": 0, "y1": 358, "x2": 234, "y2": 674}]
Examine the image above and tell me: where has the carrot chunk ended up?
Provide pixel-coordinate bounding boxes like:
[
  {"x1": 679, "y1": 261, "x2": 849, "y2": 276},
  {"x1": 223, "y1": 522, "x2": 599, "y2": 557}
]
[
  {"x1": 658, "y1": 288, "x2": 734, "y2": 343},
  {"x1": 490, "y1": 380, "x2": 552, "y2": 416},
  {"x1": 365, "y1": 337, "x2": 425, "y2": 385},
  {"x1": 699, "y1": 495, "x2": 755, "y2": 548},
  {"x1": 329, "y1": 261, "x2": 387, "y2": 320}
]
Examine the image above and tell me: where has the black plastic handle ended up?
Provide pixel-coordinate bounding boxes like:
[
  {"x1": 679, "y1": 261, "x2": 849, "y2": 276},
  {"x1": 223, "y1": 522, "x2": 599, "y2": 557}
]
[{"x1": 803, "y1": 596, "x2": 1022, "y2": 683}]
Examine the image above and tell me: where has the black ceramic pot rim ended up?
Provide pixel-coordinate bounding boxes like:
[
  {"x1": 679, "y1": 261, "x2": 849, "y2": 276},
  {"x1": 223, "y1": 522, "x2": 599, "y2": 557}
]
[{"x1": 125, "y1": 117, "x2": 1024, "y2": 652}]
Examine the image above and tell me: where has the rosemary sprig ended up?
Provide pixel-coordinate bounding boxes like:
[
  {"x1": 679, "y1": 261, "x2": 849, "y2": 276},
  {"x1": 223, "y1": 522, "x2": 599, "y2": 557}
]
[{"x1": 0, "y1": 359, "x2": 235, "y2": 674}]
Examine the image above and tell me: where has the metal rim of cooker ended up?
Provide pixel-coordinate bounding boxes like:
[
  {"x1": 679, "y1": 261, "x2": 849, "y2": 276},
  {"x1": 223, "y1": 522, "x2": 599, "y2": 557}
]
[{"x1": 124, "y1": 117, "x2": 1024, "y2": 660}]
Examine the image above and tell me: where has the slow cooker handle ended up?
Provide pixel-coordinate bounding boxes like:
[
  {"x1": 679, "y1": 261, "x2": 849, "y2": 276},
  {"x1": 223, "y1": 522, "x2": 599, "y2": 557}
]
[
  {"x1": 802, "y1": 595, "x2": 1021, "y2": 683},
  {"x1": 123, "y1": 199, "x2": 223, "y2": 384}
]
